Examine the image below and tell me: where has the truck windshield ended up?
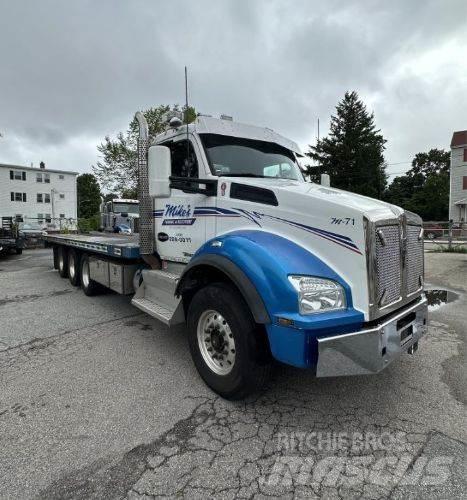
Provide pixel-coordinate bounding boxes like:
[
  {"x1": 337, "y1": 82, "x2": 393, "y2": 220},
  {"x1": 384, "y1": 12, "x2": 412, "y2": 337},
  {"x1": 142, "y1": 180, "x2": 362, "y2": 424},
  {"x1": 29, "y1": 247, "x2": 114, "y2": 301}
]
[
  {"x1": 200, "y1": 134, "x2": 303, "y2": 180},
  {"x1": 113, "y1": 203, "x2": 139, "y2": 214}
]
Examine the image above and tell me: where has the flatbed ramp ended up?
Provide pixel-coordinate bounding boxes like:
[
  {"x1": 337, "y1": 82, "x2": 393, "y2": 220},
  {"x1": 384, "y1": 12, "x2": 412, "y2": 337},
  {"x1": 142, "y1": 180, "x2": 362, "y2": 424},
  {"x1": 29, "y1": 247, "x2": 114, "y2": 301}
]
[{"x1": 45, "y1": 233, "x2": 141, "y2": 259}]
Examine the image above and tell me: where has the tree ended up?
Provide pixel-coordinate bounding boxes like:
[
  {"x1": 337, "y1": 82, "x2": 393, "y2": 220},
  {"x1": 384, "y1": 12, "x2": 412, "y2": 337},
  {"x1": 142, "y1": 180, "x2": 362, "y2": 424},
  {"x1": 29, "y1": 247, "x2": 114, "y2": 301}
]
[
  {"x1": 384, "y1": 148, "x2": 450, "y2": 220},
  {"x1": 77, "y1": 174, "x2": 101, "y2": 219},
  {"x1": 121, "y1": 187, "x2": 138, "y2": 199},
  {"x1": 92, "y1": 105, "x2": 196, "y2": 193},
  {"x1": 306, "y1": 91, "x2": 387, "y2": 198}
]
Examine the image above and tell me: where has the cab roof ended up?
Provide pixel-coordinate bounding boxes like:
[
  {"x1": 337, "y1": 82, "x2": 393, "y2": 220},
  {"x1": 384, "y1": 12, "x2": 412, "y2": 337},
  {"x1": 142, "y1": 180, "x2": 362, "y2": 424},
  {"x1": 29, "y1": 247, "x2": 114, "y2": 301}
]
[{"x1": 153, "y1": 116, "x2": 302, "y2": 154}]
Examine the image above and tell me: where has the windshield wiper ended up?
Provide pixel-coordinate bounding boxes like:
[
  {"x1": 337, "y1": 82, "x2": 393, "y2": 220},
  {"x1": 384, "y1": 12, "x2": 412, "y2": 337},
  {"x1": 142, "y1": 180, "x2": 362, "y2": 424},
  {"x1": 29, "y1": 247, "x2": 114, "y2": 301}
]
[{"x1": 220, "y1": 173, "x2": 266, "y2": 178}]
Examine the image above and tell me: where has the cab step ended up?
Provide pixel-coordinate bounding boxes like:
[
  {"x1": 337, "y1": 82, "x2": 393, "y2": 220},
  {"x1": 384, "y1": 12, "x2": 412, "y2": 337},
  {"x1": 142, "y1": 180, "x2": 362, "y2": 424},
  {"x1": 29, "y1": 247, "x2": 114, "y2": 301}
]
[{"x1": 131, "y1": 269, "x2": 184, "y2": 326}]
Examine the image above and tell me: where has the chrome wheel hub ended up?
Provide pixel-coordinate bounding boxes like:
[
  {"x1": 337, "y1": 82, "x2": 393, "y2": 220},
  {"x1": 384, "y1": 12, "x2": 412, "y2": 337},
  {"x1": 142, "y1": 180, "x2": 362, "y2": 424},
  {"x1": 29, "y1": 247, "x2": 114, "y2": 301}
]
[{"x1": 197, "y1": 310, "x2": 235, "y2": 375}]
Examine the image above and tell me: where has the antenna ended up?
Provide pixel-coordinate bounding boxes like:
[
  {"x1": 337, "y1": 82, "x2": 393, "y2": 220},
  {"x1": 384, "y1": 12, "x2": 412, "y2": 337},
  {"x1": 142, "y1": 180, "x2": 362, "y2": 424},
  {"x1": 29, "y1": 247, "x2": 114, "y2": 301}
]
[{"x1": 185, "y1": 66, "x2": 190, "y2": 172}]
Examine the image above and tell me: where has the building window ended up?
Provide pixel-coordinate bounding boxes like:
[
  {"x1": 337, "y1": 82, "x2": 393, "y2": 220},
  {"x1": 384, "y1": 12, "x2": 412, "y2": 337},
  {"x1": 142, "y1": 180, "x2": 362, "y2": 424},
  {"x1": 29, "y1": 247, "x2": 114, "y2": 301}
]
[
  {"x1": 10, "y1": 170, "x2": 26, "y2": 180},
  {"x1": 44, "y1": 193, "x2": 51, "y2": 203},
  {"x1": 37, "y1": 213, "x2": 44, "y2": 223},
  {"x1": 45, "y1": 214, "x2": 51, "y2": 223},
  {"x1": 37, "y1": 193, "x2": 43, "y2": 203},
  {"x1": 59, "y1": 213, "x2": 65, "y2": 218},
  {"x1": 59, "y1": 174, "x2": 65, "y2": 180},
  {"x1": 11, "y1": 192, "x2": 26, "y2": 202},
  {"x1": 36, "y1": 173, "x2": 43, "y2": 183},
  {"x1": 464, "y1": 149, "x2": 467, "y2": 162},
  {"x1": 44, "y1": 174, "x2": 50, "y2": 183},
  {"x1": 59, "y1": 193, "x2": 65, "y2": 199},
  {"x1": 463, "y1": 176, "x2": 467, "y2": 190}
]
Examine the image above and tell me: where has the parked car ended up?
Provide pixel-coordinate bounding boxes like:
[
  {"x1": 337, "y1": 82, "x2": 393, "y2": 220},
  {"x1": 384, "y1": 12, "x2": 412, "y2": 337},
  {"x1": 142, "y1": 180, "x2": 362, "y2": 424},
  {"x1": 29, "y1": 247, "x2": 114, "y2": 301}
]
[
  {"x1": 424, "y1": 224, "x2": 444, "y2": 239},
  {"x1": 18, "y1": 223, "x2": 48, "y2": 245},
  {"x1": 113, "y1": 224, "x2": 132, "y2": 234}
]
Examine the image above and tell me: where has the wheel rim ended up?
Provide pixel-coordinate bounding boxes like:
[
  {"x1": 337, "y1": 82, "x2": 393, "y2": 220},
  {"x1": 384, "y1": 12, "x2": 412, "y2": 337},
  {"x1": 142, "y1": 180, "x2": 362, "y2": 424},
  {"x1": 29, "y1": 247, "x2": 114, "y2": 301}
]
[
  {"x1": 82, "y1": 260, "x2": 90, "y2": 288},
  {"x1": 69, "y1": 256, "x2": 75, "y2": 278},
  {"x1": 197, "y1": 310, "x2": 236, "y2": 376}
]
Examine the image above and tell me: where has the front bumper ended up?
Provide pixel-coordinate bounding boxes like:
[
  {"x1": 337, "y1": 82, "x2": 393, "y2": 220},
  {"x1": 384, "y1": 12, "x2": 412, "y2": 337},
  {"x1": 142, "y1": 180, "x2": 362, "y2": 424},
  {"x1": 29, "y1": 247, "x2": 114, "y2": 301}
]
[{"x1": 316, "y1": 296, "x2": 428, "y2": 377}]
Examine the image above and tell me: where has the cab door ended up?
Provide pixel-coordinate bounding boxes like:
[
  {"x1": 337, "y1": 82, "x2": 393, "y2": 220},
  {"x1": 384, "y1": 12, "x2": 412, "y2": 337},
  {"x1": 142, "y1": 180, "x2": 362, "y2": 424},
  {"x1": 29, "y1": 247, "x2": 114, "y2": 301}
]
[{"x1": 154, "y1": 134, "x2": 215, "y2": 263}]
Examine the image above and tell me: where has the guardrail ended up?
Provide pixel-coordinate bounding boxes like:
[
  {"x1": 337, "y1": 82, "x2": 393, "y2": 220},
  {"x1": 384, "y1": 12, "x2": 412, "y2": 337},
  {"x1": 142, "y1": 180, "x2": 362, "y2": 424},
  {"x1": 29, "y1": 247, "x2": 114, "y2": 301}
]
[{"x1": 423, "y1": 220, "x2": 466, "y2": 250}]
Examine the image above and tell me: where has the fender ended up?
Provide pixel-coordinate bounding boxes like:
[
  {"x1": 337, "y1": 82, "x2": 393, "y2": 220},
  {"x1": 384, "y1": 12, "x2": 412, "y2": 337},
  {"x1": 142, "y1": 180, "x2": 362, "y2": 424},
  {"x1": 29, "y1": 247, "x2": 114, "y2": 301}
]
[
  {"x1": 177, "y1": 230, "x2": 365, "y2": 368},
  {"x1": 177, "y1": 230, "x2": 358, "y2": 322}
]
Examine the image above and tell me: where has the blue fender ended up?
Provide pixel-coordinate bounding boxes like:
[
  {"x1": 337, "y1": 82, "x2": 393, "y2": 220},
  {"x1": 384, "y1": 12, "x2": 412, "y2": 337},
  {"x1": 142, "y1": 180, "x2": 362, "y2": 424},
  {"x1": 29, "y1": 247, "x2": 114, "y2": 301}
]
[{"x1": 181, "y1": 230, "x2": 364, "y2": 368}]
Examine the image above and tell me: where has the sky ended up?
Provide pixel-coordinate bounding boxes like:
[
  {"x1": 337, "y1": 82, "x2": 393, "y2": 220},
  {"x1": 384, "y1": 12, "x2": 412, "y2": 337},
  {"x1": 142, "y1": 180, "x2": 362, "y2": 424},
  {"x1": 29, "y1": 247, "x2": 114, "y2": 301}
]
[{"x1": 1, "y1": 0, "x2": 466, "y2": 183}]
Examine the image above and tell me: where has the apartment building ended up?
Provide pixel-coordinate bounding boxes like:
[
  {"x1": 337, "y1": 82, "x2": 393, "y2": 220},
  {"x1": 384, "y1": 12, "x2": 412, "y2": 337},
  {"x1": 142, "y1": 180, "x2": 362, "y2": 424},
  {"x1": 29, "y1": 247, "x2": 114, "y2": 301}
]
[
  {"x1": 0, "y1": 162, "x2": 78, "y2": 228},
  {"x1": 449, "y1": 131, "x2": 467, "y2": 222}
]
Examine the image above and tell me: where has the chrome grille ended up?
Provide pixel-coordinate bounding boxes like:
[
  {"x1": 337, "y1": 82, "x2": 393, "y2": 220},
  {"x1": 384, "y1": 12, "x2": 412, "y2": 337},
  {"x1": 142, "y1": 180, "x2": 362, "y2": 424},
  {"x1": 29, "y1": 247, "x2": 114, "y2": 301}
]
[
  {"x1": 367, "y1": 214, "x2": 424, "y2": 319},
  {"x1": 406, "y1": 225, "x2": 424, "y2": 294},
  {"x1": 375, "y1": 225, "x2": 401, "y2": 307}
]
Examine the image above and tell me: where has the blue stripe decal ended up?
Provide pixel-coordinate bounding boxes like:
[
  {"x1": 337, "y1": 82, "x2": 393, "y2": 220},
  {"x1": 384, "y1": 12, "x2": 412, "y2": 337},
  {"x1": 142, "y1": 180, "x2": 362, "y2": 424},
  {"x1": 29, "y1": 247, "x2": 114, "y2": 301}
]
[{"x1": 153, "y1": 206, "x2": 361, "y2": 254}]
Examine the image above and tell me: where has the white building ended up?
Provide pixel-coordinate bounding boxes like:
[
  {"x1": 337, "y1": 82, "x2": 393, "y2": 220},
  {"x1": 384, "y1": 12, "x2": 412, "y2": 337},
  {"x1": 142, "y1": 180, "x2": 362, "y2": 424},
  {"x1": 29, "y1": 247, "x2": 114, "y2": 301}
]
[
  {"x1": 0, "y1": 162, "x2": 78, "y2": 229},
  {"x1": 449, "y1": 131, "x2": 467, "y2": 222}
]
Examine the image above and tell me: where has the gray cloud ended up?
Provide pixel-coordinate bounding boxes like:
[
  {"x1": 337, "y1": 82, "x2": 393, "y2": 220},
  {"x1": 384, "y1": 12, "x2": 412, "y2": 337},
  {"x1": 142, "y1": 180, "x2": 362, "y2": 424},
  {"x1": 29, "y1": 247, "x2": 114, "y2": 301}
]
[{"x1": 0, "y1": 0, "x2": 466, "y2": 179}]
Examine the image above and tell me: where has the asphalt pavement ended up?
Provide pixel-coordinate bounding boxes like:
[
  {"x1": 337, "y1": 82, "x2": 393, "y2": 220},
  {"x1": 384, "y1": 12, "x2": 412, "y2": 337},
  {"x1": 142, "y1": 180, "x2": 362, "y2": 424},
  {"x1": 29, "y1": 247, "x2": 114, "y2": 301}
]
[{"x1": 0, "y1": 248, "x2": 465, "y2": 499}]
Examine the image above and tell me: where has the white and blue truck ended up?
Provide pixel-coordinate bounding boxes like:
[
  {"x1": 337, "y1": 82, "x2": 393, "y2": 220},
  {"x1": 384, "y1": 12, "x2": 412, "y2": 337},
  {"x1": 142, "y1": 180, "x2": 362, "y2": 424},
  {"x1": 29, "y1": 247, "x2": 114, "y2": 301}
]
[{"x1": 45, "y1": 112, "x2": 427, "y2": 399}]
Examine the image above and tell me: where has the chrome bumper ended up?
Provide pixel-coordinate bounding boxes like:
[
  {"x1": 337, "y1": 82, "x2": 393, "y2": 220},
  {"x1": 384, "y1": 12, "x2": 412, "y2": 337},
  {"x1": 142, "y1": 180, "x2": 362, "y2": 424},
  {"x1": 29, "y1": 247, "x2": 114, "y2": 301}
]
[{"x1": 316, "y1": 296, "x2": 428, "y2": 377}]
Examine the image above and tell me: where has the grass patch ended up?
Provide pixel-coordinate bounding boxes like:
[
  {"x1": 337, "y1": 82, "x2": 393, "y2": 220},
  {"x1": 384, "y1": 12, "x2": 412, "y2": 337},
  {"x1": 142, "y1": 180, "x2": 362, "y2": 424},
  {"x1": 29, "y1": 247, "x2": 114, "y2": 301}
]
[{"x1": 429, "y1": 246, "x2": 467, "y2": 253}]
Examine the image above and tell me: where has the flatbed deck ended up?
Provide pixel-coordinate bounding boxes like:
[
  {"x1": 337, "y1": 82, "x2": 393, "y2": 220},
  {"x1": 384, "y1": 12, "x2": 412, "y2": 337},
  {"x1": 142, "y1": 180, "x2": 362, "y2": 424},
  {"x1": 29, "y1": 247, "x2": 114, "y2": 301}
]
[{"x1": 45, "y1": 233, "x2": 141, "y2": 259}]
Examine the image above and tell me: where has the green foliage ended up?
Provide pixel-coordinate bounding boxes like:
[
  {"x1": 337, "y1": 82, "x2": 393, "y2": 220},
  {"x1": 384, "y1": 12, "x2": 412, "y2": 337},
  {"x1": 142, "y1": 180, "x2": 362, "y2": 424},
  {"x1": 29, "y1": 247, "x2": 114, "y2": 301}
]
[
  {"x1": 121, "y1": 188, "x2": 138, "y2": 199},
  {"x1": 93, "y1": 105, "x2": 196, "y2": 193},
  {"x1": 384, "y1": 149, "x2": 450, "y2": 220},
  {"x1": 78, "y1": 215, "x2": 101, "y2": 233},
  {"x1": 77, "y1": 173, "x2": 101, "y2": 219},
  {"x1": 306, "y1": 91, "x2": 387, "y2": 198}
]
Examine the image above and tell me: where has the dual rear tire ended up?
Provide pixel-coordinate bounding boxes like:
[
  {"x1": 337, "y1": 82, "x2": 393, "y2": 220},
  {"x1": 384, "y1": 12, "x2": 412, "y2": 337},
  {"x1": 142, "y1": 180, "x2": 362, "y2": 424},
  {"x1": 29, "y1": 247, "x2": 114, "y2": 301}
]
[{"x1": 55, "y1": 246, "x2": 101, "y2": 296}]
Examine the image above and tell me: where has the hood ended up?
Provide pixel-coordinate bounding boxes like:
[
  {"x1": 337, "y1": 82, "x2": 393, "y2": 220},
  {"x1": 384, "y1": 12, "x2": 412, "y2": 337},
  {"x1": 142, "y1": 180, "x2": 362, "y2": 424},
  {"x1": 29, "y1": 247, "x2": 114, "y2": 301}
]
[{"x1": 223, "y1": 177, "x2": 404, "y2": 222}]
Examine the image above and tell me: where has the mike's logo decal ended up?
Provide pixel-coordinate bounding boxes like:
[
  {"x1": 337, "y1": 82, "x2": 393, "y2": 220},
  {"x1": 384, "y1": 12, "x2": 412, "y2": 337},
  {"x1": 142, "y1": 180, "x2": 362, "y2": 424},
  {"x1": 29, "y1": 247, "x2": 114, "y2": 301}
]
[{"x1": 154, "y1": 204, "x2": 196, "y2": 226}]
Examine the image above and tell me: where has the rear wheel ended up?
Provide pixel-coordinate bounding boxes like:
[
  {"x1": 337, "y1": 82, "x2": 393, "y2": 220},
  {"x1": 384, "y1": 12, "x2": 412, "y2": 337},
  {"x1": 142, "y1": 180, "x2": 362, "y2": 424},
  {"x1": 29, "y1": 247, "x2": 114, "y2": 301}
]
[
  {"x1": 80, "y1": 254, "x2": 102, "y2": 296},
  {"x1": 53, "y1": 246, "x2": 59, "y2": 269},
  {"x1": 187, "y1": 283, "x2": 271, "y2": 400},
  {"x1": 58, "y1": 247, "x2": 68, "y2": 278},
  {"x1": 68, "y1": 250, "x2": 81, "y2": 286}
]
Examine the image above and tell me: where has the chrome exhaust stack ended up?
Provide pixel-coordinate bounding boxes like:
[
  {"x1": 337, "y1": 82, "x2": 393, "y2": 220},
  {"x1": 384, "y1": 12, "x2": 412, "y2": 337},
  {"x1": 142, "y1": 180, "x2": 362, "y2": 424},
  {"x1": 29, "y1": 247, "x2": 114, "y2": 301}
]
[{"x1": 136, "y1": 112, "x2": 160, "y2": 269}]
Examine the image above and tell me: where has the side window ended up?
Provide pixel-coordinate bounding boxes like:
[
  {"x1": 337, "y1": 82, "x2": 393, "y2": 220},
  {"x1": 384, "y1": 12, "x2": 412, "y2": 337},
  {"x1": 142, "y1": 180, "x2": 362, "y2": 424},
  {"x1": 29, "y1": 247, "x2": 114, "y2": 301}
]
[{"x1": 165, "y1": 140, "x2": 199, "y2": 178}]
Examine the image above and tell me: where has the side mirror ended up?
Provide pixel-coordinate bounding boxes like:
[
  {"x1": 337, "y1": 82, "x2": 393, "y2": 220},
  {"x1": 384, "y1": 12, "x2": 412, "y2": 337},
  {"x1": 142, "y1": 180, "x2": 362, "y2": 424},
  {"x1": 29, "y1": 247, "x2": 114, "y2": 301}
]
[{"x1": 148, "y1": 145, "x2": 171, "y2": 198}]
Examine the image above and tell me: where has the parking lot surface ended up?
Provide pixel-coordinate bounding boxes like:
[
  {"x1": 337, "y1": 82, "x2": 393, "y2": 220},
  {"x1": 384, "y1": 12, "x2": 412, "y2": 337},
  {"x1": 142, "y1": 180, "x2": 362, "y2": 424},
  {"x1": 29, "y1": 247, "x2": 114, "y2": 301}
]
[{"x1": 0, "y1": 249, "x2": 465, "y2": 499}]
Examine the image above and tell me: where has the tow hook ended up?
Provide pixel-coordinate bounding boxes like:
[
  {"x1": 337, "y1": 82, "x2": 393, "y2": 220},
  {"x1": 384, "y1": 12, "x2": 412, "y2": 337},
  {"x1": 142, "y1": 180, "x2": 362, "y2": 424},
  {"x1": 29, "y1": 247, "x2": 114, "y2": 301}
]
[{"x1": 408, "y1": 341, "x2": 419, "y2": 355}]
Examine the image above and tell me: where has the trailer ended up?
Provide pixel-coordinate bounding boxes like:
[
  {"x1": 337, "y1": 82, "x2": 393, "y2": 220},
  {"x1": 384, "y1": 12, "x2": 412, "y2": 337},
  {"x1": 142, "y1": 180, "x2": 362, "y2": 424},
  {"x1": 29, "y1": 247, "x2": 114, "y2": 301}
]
[
  {"x1": 45, "y1": 112, "x2": 428, "y2": 399},
  {"x1": 0, "y1": 217, "x2": 24, "y2": 256}
]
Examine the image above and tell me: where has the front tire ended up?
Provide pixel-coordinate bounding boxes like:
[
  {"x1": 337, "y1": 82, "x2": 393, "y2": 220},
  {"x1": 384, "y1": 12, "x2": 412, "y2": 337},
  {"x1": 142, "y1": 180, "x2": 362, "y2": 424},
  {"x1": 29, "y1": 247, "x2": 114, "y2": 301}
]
[{"x1": 187, "y1": 283, "x2": 271, "y2": 400}]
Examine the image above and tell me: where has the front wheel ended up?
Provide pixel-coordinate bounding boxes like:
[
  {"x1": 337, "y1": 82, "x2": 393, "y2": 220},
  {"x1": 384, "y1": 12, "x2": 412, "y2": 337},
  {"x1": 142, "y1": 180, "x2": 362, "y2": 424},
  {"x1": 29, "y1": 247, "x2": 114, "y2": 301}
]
[{"x1": 187, "y1": 283, "x2": 271, "y2": 400}]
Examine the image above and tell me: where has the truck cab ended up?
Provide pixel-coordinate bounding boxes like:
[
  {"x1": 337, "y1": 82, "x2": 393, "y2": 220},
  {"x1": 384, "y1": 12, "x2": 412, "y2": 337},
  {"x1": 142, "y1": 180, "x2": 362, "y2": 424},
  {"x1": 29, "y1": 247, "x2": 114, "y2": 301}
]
[
  {"x1": 132, "y1": 113, "x2": 427, "y2": 398},
  {"x1": 101, "y1": 198, "x2": 139, "y2": 233}
]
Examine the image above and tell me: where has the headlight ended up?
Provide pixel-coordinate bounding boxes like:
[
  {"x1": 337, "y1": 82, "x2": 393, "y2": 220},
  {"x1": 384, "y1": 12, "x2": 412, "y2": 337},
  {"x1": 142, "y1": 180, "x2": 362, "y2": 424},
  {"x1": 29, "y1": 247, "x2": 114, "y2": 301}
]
[{"x1": 288, "y1": 276, "x2": 346, "y2": 315}]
